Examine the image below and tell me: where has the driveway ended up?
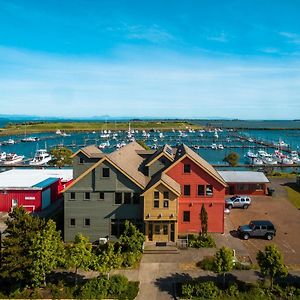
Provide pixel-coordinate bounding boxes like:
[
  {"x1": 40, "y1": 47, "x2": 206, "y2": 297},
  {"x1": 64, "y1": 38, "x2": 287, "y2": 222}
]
[{"x1": 228, "y1": 177, "x2": 300, "y2": 265}]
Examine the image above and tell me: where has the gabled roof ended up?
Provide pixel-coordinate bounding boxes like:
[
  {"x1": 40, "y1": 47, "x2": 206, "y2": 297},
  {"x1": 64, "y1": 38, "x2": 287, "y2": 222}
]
[
  {"x1": 63, "y1": 142, "x2": 148, "y2": 193},
  {"x1": 107, "y1": 141, "x2": 149, "y2": 188},
  {"x1": 143, "y1": 172, "x2": 181, "y2": 196},
  {"x1": 218, "y1": 171, "x2": 269, "y2": 183},
  {"x1": 144, "y1": 144, "x2": 175, "y2": 167},
  {"x1": 71, "y1": 145, "x2": 104, "y2": 159},
  {"x1": 164, "y1": 144, "x2": 227, "y2": 187}
]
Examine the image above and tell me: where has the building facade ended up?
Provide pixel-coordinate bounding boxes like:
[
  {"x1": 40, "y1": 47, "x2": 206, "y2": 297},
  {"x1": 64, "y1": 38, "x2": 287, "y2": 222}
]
[
  {"x1": 63, "y1": 143, "x2": 228, "y2": 242},
  {"x1": 0, "y1": 169, "x2": 73, "y2": 213}
]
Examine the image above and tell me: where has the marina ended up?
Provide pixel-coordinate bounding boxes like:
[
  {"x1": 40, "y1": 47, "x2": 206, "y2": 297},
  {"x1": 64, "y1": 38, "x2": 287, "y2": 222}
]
[{"x1": 0, "y1": 125, "x2": 299, "y2": 171}]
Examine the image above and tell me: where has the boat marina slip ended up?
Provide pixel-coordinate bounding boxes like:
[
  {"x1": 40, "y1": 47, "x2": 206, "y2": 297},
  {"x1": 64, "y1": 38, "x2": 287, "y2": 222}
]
[{"x1": 0, "y1": 125, "x2": 300, "y2": 171}]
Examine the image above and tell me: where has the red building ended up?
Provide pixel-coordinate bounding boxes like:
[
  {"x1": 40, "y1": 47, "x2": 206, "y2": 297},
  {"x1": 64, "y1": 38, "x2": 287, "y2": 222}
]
[
  {"x1": 165, "y1": 145, "x2": 227, "y2": 234},
  {"x1": 218, "y1": 171, "x2": 269, "y2": 195},
  {"x1": 0, "y1": 169, "x2": 73, "y2": 213}
]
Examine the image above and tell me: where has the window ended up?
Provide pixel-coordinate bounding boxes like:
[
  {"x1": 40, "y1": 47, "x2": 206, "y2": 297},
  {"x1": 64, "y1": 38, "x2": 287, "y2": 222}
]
[
  {"x1": 163, "y1": 224, "x2": 168, "y2": 235},
  {"x1": 70, "y1": 218, "x2": 76, "y2": 226},
  {"x1": 154, "y1": 191, "x2": 159, "y2": 199},
  {"x1": 85, "y1": 192, "x2": 90, "y2": 200},
  {"x1": 197, "y1": 185, "x2": 205, "y2": 196},
  {"x1": 183, "y1": 211, "x2": 190, "y2": 222},
  {"x1": 184, "y1": 164, "x2": 191, "y2": 173},
  {"x1": 99, "y1": 192, "x2": 104, "y2": 200},
  {"x1": 124, "y1": 193, "x2": 131, "y2": 204},
  {"x1": 163, "y1": 200, "x2": 169, "y2": 208},
  {"x1": 163, "y1": 191, "x2": 169, "y2": 199},
  {"x1": 115, "y1": 192, "x2": 122, "y2": 204},
  {"x1": 154, "y1": 200, "x2": 159, "y2": 208},
  {"x1": 184, "y1": 185, "x2": 191, "y2": 196},
  {"x1": 206, "y1": 185, "x2": 213, "y2": 196},
  {"x1": 102, "y1": 168, "x2": 110, "y2": 178},
  {"x1": 79, "y1": 157, "x2": 84, "y2": 164},
  {"x1": 70, "y1": 192, "x2": 75, "y2": 200},
  {"x1": 154, "y1": 225, "x2": 160, "y2": 234},
  {"x1": 133, "y1": 193, "x2": 141, "y2": 204},
  {"x1": 84, "y1": 218, "x2": 90, "y2": 227}
]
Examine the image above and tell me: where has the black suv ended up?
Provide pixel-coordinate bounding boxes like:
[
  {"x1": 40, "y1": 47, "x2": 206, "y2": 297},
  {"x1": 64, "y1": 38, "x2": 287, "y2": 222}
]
[{"x1": 238, "y1": 220, "x2": 276, "y2": 240}]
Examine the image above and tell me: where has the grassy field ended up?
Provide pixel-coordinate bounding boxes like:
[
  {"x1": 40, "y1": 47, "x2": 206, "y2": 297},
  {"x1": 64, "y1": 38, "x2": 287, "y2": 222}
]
[
  {"x1": 285, "y1": 184, "x2": 300, "y2": 209},
  {"x1": 0, "y1": 121, "x2": 202, "y2": 136}
]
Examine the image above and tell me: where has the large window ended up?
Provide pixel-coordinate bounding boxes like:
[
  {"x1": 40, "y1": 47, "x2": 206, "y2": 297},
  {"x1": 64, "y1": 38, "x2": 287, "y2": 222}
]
[
  {"x1": 198, "y1": 185, "x2": 205, "y2": 196},
  {"x1": 206, "y1": 185, "x2": 213, "y2": 196},
  {"x1": 183, "y1": 211, "x2": 190, "y2": 222},
  {"x1": 124, "y1": 193, "x2": 131, "y2": 204},
  {"x1": 102, "y1": 168, "x2": 110, "y2": 178},
  {"x1": 184, "y1": 164, "x2": 191, "y2": 173},
  {"x1": 115, "y1": 192, "x2": 122, "y2": 204},
  {"x1": 184, "y1": 185, "x2": 191, "y2": 196}
]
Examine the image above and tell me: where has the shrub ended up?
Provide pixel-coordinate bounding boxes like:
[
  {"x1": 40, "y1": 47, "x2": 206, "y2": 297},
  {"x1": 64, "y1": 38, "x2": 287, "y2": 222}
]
[
  {"x1": 188, "y1": 234, "x2": 216, "y2": 248},
  {"x1": 194, "y1": 281, "x2": 220, "y2": 299},
  {"x1": 109, "y1": 275, "x2": 129, "y2": 296},
  {"x1": 197, "y1": 256, "x2": 215, "y2": 271},
  {"x1": 79, "y1": 276, "x2": 110, "y2": 299},
  {"x1": 227, "y1": 282, "x2": 239, "y2": 297},
  {"x1": 122, "y1": 251, "x2": 142, "y2": 268},
  {"x1": 234, "y1": 262, "x2": 251, "y2": 270},
  {"x1": 182, "y1": 283, "x2": 194, "y2": 299}
]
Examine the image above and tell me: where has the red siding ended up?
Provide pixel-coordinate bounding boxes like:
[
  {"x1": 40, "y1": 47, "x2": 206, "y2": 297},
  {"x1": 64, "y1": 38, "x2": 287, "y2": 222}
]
[
  {"x1": 167, "y1": 157, "x2": 226, "y2": 233},
  {"x1": 226, "y1": 183, "x2": 268, "y2": 195}
]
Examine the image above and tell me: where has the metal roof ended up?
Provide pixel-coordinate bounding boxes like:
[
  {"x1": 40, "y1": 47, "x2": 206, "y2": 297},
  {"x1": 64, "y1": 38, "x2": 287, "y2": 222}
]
[
  {"x1": 0, "y1": 169, "x2": 73, "y2": 189},
  {"x1": 218, "y1": 171, "x2": 269, "y2": 183},
  {"x1": 33, "y1": 177, "x2": 60, "y2": 188}
]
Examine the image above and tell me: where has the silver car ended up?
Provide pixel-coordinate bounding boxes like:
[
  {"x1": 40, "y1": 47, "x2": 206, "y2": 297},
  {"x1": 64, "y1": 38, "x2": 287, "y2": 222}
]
[{"x1": 225, "y1": 195, "x2": 251, "y2": 209}]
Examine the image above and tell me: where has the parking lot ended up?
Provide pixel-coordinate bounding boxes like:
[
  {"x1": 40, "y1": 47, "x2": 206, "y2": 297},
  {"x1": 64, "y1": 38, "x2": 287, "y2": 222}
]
[{"x1": 228, "y1": 178, "x2": 300, "y2": 265}]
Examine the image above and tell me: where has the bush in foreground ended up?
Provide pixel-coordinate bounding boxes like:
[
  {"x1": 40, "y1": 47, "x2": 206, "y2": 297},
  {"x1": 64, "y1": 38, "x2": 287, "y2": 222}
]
[{"x1": 188, "y1": 234, "x2": 216, "y2": 248}]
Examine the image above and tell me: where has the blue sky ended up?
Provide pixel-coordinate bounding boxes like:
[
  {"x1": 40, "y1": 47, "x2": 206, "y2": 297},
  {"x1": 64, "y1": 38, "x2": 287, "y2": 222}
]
[{"x1": 1, "y1": 0, "x2": 300, "y2": 119}]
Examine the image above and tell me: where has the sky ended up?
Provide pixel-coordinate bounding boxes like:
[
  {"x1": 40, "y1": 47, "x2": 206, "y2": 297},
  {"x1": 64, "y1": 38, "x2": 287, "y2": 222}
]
[{"x1": 1, "y1": 0, "x2": 300, "y2": 119}]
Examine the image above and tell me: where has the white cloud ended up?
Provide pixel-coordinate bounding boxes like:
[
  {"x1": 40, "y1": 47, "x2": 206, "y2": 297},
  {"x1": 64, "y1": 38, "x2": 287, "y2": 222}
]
[{"x1": 0, "y1": 46, "x2": 300, "y2": 119}]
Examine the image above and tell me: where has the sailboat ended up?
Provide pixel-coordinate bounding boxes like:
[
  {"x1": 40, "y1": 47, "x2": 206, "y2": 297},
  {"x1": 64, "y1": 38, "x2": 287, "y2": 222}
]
[{"x1": 21, "y1": 124, "x2": 39, "y2": 142}]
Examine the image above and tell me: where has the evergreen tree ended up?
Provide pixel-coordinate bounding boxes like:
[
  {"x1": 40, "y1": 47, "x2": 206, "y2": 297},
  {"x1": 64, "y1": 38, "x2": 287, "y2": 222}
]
[
  {"x1": 200, "y1": 204, "x2": 208, "y2": 235},
  {"x1": 0, "y1": 207, "x2": 45, "y2": 285},
  {"x1": 257, "y1": 244, "x2": 288, "y2": 289},
  {"x1": 28, "y1": 220, "x2": 65, "y2": 287},
  {"x1": 214, "y1": 247, "x2": 234, "y2": 288}
]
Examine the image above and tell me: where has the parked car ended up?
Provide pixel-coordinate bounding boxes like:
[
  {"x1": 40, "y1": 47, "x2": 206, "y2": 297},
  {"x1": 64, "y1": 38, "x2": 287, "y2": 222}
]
[
  {"x1": 225, "y1": 195, "x2": 251, "y2": 209},
  {"x1": 238, "y1": 220, "x2": 276, "y2": 240}
]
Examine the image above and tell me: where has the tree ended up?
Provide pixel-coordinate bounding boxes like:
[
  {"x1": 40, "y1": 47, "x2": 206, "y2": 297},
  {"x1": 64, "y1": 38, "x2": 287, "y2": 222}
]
[
  {"x1": 223, "y1": 152, "x2": 240, "y2": 167},
  {"x1": 256, "y1": 244, "x2": 288, "y2": 289},
  {"x1": 213, "y1": 247, "x2": 234, "y2": 288},
  {"x1": 50, "y1": 146, "x2": 73, "y2": 167},
  {"x1": 96, "y1": 243, "x2": 123, "y2": 278},
  {"x1": 200, "y1": 204, "x2": 208, "y2": 235},
  {"x1": 65, "y1": 233, "x2": 94, "y2": 275},
  {"x1": 0, "y1": 207, "x2": 45, "y2": 285},
  {"x1": 28, "y1": 220, "x2": 65, "y2": 287},
  {"x1": 136, "y1": 140, "x2": 150, "y2": 150},
  {"x1": 119, "y1": 221, "x2": 145, "y2": 253}
]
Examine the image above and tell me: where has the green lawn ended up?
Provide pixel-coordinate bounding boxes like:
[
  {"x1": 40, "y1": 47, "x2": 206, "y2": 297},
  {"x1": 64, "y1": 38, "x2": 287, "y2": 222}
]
[
  {"x1": 286, "y1": 185, "x2": 300, "y2": 209},
  {"x1": 0, "y1": 121, "x2": 202, "y2": 136}
]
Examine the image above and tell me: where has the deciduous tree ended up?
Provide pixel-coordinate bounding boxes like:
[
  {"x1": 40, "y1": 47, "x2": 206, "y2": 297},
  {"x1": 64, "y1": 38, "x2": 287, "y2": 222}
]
[
  {"x1": 50, "y1": 146, "x2": 73, "y2": 167},
  {"x1": 223, "y1": 152, "x2": 240, "y2": 167},
  {"x1": 28, "y1": 220, "x2": 65, "y2": 287},
  {"x1": 257, "y1": 244, "x2": 288, "y2": 289},
  {"x1": 214, "y1": 247, "x2": 234, "y2": 288}
]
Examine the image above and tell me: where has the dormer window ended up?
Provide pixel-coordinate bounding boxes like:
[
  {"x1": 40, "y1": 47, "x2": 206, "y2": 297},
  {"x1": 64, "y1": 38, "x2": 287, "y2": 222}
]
[
  {"x1": 79, "y1": 157, "x2": 84, "y2": 164},
  {"x1": 184, "y1": 164, "x2": 191, "y2": 173},
  {"x1": 102, "y1": 168, "x2": 110, "y2": 178}
]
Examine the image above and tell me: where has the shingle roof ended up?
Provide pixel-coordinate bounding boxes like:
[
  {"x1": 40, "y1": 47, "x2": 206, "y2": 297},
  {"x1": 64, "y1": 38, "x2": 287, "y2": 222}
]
[
  {"x1": 71, "y1": 145, "x2": 104, "y2": 158},
  {"x1": 144, "y1": 172, "x2": 181, "y2": 195},
  {"x1": 144, "y1": 144, "x2": 175, "y2": 166},
  {"x1": 218, "y1": 171, "x2": 269, "y2": 183},
  {"x1": 107, "y1": 141, "x2": 149, "y2": 188}
]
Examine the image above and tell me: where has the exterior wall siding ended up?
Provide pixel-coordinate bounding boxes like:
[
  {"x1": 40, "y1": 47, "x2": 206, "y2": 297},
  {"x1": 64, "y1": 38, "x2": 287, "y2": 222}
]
[
  {"x1": 73, "y1": 154, "x2": 100, "y2": 178},
  {"x1": 226, "y1": 183, "x2": 267, "y2": 195},
  {"x1": 64, "y1": 160, "x2": 143, "y2": 242},
  {"x1": 166, "y1": 157, "x2": 226, "y2": 234}
]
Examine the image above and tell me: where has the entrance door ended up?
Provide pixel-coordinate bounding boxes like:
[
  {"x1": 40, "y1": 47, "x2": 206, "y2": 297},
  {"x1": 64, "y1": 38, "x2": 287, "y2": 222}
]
[
  {"x1": 153, "y1": 222, "x2": 169, "y2": 242},
  {"x1": 170, "y1": 223, "x2": 175, "y2": 242},
  {"x1": 148, "y1": 222, "x2": 153, "y2": 241}
]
